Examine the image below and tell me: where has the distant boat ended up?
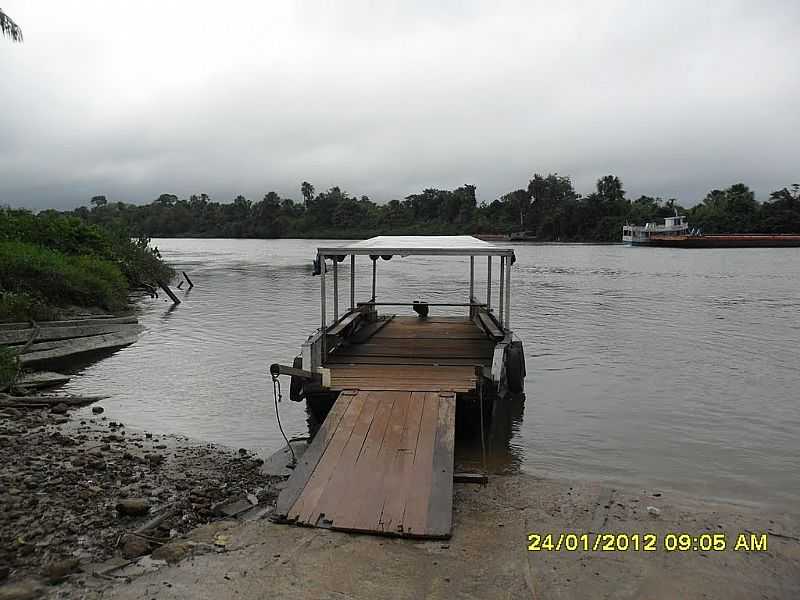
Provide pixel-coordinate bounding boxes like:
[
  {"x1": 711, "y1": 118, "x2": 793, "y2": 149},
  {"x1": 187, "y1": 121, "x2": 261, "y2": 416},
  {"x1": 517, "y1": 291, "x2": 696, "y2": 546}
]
[{"x1": 622, "y1": 216, "x2": 800, "y2": 248}]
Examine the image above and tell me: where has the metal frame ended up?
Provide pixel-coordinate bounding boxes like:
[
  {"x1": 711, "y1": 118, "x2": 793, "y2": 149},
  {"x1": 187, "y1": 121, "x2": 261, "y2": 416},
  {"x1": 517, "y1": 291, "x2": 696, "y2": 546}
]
[{"x1": 315, "y1": 238, "x2": 515, "y2": 370}]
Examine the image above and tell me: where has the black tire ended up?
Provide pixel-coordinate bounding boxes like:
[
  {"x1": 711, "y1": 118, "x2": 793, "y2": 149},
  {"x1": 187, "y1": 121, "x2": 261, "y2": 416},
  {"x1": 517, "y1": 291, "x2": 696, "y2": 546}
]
[
  {"x1": 289, "y1": 355, "x2": 305, "y2": 402},
  {"x1": 506, "y1": 341, "x2": 526, "y2": 394}
]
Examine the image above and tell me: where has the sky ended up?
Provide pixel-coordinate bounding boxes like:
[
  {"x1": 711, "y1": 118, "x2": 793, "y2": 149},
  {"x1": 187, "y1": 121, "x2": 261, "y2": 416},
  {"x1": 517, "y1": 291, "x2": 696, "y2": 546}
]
[{"x1": 1, "y1": 0, "x2": 798, "y2": 210}]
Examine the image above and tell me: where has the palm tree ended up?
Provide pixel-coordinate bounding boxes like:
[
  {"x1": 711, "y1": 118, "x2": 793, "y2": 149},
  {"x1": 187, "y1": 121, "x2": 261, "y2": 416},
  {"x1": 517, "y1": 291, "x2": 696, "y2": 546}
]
[
  {"x1": 1, "y1": 8, "x2": 23, "y2": 42},
  {"x1": 301, "y1": 181, "x2": 315, "y2": 207}
]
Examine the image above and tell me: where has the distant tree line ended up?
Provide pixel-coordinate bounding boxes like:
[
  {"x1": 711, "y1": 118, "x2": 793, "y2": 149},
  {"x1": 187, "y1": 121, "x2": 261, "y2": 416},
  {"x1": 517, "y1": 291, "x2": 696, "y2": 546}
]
[{"x1": 70, "y1": 176, "x2": 800, "y2": 242}]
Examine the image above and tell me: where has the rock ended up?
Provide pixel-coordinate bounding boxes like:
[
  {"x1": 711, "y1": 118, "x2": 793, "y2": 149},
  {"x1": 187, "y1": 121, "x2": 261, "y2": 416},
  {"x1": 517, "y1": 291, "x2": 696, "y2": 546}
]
[
  {"x1": 50, "y1": 403, "x2": 69, "y2": 415},
  {"x1": 91, "y1": 406, "x2": 104, "y2": 414},
  {"x1": 146, "y1": 453, "x2": 165, "y2": 466},
  {"x1": 42, "y1": 558, "x2": 80, "y2": 583},
  {"x1": 116, "y1": 498, "x2": 150, "y2": 516},
  {"x1": 646, "y1": 506, "x2": 661, "y2": 517},
  {"x1": 0, "y1": 579, "x2": 43, "y2": 600},
  {"x1": 151, "y1": 542, "x2": 192, "y2": 564},
  {"x1": 120, "y1": 535, "x2": 151, "y2": 559}
]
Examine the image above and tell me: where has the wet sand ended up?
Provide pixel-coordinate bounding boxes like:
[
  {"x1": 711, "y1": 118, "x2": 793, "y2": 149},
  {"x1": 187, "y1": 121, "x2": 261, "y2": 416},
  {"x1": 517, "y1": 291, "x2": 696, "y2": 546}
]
[{"x1": 56, "y1": 462, "x2": 800, "y2": 600}]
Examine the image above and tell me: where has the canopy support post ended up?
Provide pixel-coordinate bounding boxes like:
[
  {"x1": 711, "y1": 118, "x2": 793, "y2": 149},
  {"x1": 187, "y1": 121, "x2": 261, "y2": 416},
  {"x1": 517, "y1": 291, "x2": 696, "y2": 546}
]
[
  {"x1": 371, "y1": 257, "x2": 377, "y2": 302},
  {"x1": 320, "y1": 255, "x2": 326, "y2": 356},
  {"x1": 333, "y1": 259, "x2": 339, "y2": 321},
  {"x1": 487, "y1": 256, "x2": 492, "y2": 311},
  {"x1": 505, "y1": 256, "x2": 512, "y2": 329},
  {"x1": 350, "y1": 255, "x2": 355, "y2": 311},
  {"x1": 499, "y1": 256, "x2": 505, "y2": 326},
  {"x1": 469, "y1": 256, "x2": 475, "y2": 317}
]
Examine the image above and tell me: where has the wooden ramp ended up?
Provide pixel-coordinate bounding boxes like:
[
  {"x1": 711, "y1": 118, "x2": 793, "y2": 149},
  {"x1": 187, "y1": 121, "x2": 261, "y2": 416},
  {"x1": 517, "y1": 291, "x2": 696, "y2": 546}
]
[{"x1": 275, "y1": 389, "x2": 456, "y2": 539}]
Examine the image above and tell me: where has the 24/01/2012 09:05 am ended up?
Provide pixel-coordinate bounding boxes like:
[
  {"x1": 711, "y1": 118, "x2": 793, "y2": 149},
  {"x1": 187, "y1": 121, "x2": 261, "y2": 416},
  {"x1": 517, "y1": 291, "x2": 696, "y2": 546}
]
[{"x1": 527, "y1": 532, "x2": 769, "y2": 553}]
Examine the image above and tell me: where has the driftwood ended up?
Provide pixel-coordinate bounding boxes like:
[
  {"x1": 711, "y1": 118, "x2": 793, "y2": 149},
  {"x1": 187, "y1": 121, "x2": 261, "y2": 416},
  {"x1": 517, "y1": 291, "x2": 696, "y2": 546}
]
[
  {"x1": 157, "y1": 280, "x2": 181, "y2": 305},
  {"x1": 13, "y1": 371, "x2": 71, "y2": 390},
  {"x1": 0, "y1": 392, "x2": 106, "y2": 407}
]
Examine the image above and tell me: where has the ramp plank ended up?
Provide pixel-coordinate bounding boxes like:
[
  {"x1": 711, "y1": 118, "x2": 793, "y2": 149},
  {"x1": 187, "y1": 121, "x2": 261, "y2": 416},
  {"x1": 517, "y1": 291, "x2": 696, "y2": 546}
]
[{"x1": 278, "y1": 389, "x2": 457, "y2": 539}]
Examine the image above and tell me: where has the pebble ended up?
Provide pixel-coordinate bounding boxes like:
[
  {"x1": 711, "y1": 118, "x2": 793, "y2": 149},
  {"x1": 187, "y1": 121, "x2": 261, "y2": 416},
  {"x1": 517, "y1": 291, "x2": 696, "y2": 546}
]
[
  {"x1": 91, "y1": 406, "x2": 104, "y2": 414},
  {"x1": 646, "y1": 506, "x2": 662, "y2": 517},
  {"x1": 116, "y1": 498, "x2": 151, "y2": 516}
]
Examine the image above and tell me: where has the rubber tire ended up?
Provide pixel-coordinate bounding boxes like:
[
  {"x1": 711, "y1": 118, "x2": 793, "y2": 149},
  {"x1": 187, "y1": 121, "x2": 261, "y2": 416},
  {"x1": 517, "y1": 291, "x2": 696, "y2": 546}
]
[
  {"x1": 506, "y1": 341, "x2": 526, "y2": 394},
  {"x1": 289, "y1": 355, "x2": 305, "y2": 402}
]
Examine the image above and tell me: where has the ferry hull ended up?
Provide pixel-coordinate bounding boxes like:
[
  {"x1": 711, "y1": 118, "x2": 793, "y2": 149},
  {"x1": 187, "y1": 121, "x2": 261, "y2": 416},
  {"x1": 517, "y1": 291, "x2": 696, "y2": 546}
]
[{"x1": 635, "y1": 235, "x2": 800, "y2": 248}]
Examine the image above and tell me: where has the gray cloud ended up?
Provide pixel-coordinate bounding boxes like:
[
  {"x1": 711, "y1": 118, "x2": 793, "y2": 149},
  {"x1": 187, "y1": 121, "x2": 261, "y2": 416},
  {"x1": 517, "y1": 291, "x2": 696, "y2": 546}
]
[{"x1": 1, "y1": 0, "x2": 798, "y2": 210}]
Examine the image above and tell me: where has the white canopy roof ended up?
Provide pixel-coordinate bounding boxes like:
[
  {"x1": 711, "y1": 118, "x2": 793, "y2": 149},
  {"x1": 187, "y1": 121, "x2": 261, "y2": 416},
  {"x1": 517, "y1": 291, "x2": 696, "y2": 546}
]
[{"x1": 317, "y1": 235, "x2": 515, "y2": 258}]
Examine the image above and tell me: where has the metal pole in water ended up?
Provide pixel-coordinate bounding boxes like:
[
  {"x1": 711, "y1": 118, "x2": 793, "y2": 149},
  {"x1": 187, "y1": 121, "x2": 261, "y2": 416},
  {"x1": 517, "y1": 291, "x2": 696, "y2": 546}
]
[
  {"x1": 487, "y1": 256, "x2": 492, "y2": 311},
  {"x1": 350, "y1": 255, "x2": 355, "y2": 311},
  {"x1": 499, "y1": 256, "x2": 505, "y2": 326},
  {"x1": 505, "y1": 256, "x2": 511, "y2": 329},
  {"x1": 333, "y1": 259, "x2": 339, "y2": 321}
]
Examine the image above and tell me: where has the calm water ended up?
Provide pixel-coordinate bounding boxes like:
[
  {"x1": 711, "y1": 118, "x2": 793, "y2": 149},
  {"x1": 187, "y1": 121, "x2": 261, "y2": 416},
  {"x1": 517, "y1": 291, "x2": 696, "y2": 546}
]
[{"x1": 66, "y1": 239, "x2": 800, "y2": 508}]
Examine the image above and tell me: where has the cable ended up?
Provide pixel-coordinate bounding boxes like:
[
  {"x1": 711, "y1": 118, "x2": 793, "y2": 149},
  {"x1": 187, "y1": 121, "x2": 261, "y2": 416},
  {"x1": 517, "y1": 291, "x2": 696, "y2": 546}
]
[{"x1": 272, "y1": 373, "x2": 297, "y2": 466}]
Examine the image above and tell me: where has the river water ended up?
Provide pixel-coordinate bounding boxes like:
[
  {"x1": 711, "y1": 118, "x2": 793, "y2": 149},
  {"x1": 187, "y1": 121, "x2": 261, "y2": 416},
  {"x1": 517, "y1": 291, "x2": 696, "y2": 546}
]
[{"x1": 66, "y1": 239, "x2": 800, "y2": 508}]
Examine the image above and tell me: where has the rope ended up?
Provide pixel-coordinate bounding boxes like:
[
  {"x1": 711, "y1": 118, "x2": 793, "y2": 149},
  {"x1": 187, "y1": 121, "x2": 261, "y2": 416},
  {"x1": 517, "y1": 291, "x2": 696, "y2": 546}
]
[
  {"x1": 271, "y1": 373, "x2": 297, "y2": 466},
  {"x1": 478, "y1": 381, "x2": 487, "y2": 473}
]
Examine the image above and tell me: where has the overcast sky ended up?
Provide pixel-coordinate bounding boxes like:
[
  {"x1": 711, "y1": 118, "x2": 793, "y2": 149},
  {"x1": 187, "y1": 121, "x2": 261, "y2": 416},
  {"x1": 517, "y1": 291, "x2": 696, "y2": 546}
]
[{"x1": 1, "y1": 1, "x2": 798, "y2": 210}]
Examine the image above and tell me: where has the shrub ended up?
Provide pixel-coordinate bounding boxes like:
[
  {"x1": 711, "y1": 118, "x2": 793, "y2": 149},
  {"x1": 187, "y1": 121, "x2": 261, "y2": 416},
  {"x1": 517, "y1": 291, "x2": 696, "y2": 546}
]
[
  {"x1": 0, "y1": 291, "x2": 58, "y2": 322},
  {"x1": 0, "y1": 241, "x2": 128, "y2": 311}
]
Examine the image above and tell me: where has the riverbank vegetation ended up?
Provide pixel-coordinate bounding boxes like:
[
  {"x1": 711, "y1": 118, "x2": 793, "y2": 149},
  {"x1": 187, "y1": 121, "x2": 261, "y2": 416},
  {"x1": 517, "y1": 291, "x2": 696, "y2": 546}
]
[
  {"x1": 0, "y1": 208, "x2": 174, "y2": 323},
  {"x1": 72, "y1": 176, "x2": 800, "y2": 242}
]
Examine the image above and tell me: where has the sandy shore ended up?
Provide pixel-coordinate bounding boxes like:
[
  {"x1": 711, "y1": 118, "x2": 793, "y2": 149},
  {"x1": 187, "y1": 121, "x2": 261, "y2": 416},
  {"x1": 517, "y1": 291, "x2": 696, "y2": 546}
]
[
  {"x1": 40, "y1": 461, "x2": 800, "y2": 599},
  {"x1": 2, "y1": 407, "x2": 799, "y2": 600}
]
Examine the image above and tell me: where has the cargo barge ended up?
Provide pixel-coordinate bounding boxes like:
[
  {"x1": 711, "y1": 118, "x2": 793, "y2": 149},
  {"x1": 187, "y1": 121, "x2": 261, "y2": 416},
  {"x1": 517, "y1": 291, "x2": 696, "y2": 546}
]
[{"x1": 623, "y1": 216, "x2": 800, "y2": 248}]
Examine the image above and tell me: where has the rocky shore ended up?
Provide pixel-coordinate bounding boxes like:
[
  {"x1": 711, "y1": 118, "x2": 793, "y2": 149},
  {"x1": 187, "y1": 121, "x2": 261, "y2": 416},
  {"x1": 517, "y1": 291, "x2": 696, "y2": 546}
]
[{"x1": 0, "y1": 402, "x2": 280, "y2": 598}]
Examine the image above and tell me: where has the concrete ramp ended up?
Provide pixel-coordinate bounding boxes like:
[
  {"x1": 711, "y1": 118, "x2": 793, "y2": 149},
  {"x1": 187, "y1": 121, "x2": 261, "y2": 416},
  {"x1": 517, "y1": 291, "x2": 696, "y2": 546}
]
[{"x1": 274, "y1": 389, "x2": 456, "y2": 539}]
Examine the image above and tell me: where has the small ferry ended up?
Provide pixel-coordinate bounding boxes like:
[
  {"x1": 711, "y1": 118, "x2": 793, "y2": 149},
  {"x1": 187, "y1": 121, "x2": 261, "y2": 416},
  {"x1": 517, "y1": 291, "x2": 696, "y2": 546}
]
[
  {"x1": 622, "y1": 215, "x2": 689, "y2": 245},
  {"x1": 622, "y1": 216, "x2": 800, "y2": 248},
  {"x1": 269, "y1": 235, "x2": 525, "y2": 538}
]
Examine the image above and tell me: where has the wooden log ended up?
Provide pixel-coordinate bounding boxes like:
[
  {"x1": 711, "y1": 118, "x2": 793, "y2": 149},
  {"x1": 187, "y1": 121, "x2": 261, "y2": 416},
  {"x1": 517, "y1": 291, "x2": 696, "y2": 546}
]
[
  {"x1": 14, "y1": 371, "x2": 71, "y2": 390},
  {"x1": 157, "y1": 280, "x2": 181, "y2": 305},
  {"x1": 0, "y1": 323, "x2": 141, "y2": 345},
  {"x1": 0, "y1": 393, "x2": 106, "y2": 407},
  {"x1": 182, "y1": 271, "x2": 194, "y2": 289}
]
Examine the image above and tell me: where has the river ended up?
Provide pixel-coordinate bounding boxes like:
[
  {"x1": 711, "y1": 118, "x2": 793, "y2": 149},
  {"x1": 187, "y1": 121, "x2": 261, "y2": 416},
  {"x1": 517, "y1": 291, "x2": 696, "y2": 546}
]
[{"x1": 66, "y1": 239, "x2": 800, "y2": 508}]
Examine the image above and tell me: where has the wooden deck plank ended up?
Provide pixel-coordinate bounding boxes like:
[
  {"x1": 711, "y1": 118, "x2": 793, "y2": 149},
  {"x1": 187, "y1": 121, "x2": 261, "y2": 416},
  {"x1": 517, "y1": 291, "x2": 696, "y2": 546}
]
[
  {"x1": 287, "y1": 391, "x2": 370, "y2": 524},
  {"x1": 377, "y1": 391, "x2": 426, "y2": 534},
  {"x1": 425, "y1": 392, "x2": 457, "y2": 537},
  {"x1": 274, "y1": 390, "x2": 356, "y2": 518},
  {"x1": 326, "y1": 391, "x2": 399, "y2": 530},
  {"x1": 326, "y1": 355, "x2": 488, "y2": 367},
  {"x1": 310, "y1": 391, "x2": 384, "y2": 527},
  {"x1": 335, "y1": 391, "x2": 412, "y2": 532},
  {"x1": 399, "y1": 392, "x2": 441, "y2": 537}
]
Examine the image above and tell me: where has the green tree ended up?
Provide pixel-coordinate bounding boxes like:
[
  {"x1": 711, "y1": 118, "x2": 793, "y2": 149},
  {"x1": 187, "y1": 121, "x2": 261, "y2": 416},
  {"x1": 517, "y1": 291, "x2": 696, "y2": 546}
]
[
  {"x1": 91, "y1": 195, "x2": 108, "y2": 209},
  {"x1": 0, "y1": 9, "x2": 23, "y2": 42}
]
